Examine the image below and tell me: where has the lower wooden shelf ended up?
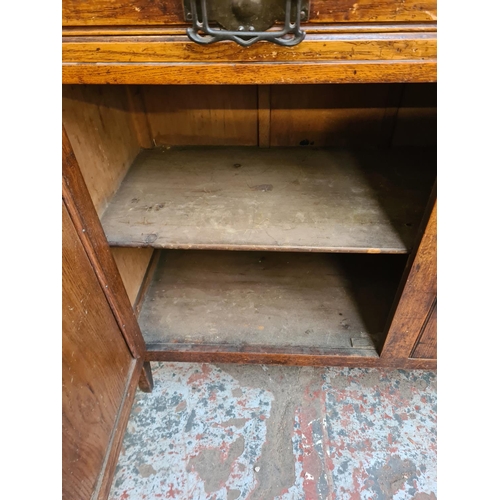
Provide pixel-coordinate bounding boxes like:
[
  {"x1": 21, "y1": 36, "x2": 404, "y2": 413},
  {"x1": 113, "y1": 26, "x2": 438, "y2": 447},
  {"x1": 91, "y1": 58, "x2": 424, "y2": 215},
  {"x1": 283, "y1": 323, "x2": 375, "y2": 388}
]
[{"x1": 137, "y1": 250, "x2": 406, "y2": 360}]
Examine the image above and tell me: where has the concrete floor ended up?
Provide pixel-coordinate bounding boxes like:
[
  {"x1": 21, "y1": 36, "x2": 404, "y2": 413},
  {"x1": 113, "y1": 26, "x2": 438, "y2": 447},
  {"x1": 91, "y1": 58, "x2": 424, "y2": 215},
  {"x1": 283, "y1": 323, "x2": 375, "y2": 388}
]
[{"x1": 110, "y1": 363, "x2": 437, "y2": 500}]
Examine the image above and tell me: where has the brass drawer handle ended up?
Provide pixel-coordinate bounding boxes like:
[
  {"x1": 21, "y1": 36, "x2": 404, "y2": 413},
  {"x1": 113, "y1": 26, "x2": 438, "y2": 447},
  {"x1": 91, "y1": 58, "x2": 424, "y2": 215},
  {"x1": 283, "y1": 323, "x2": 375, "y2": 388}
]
[{"x1": 184, "y1": 0, "x2": 309, "y2": 47}]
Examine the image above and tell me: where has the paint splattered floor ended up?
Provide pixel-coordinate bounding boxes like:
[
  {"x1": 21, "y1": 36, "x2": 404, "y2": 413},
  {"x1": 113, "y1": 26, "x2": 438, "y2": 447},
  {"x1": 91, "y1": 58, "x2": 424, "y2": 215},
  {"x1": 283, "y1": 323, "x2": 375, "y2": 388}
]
[{"x1": 110, "y1": 363, "x2": 436, "y2": 500}]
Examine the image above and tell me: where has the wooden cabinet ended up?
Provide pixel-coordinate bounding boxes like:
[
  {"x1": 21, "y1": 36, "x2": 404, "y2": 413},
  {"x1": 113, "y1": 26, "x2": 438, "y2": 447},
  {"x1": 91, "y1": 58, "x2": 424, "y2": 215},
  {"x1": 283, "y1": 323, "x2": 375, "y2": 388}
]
[{"x1": 62, "y1": 2, "x2": 437, "y2": 497}]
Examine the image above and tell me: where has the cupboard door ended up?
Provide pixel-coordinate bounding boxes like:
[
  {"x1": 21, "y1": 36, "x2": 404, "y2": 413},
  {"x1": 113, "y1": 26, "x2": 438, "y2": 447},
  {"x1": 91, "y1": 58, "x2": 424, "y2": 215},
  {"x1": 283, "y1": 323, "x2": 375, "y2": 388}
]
[
  {"x1": 381, "y1": 199, "x2": 437, "y2": 360},
  {"x1": 62, "y1": 200, "x2": 135, "y2": 500}
]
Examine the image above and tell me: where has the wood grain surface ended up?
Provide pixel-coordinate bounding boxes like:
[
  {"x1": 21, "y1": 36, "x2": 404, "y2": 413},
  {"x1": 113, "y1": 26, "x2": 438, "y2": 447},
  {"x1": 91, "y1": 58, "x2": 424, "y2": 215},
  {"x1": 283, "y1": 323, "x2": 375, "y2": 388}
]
[
  {"x1": 258, "y1": 85, "x2": 271, "y2": 148},
  {"x1": 63, "y1": 23, "x2": 437, "y2": 37},
  {"x1": 270, "y1": 84, "x2": 401, "y2": 147},
  {"x1": 411, "y1": 299, "x2": 437, "y2": 359},
  {"x1": 62, "y1": 85, "x2": 140, "y2": 216},
  {"x1": 62, "y1": 127, "x2": 146, "y2": 357},
  {"x1": 62, "y1": 0, "x2": 436, "y2": 26},
  {"x1": 145, "y1": 348, "x2": 436, "y2": 369},
  {"x1": 95, "y1": 360, "x2": 143, "y2": 500},
  {"x1": 110, "y1": 247, "x2": 154, "y2": 305},
  {"x1": 63, "y1": 60, "x2": 437, "y2": 85},
  {"x1": 125, "y1": 85, "x2": 154, "y2": 149},
  {"x1": 62, "y1": 200, "x2": 133, "y2": 500},
  {"x1": 142, "y1": 86, "x2": 258, "y2": 146},
  {"x1": 381, "y1": 197, "x2": 436, "y2": 358},
  {"x1": 62, "y1": 33, "x2": 437, "y2": 63},
  {"x1": 139, "y1": 251, "x2": 406, "y2": 355},
  {"x1": 138, "y1": 362, "x2": 154, "y2": 393},
  {"x1": 101, "y1": 147, "x2": 436, "y2": 253}
]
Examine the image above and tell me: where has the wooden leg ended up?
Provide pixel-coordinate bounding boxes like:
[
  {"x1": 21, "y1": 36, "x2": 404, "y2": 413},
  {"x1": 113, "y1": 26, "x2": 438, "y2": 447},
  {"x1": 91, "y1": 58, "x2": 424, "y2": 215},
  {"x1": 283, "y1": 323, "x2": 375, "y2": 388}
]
[{"x1": 138, "y1": 361, "x2": 154, "y2": 393}]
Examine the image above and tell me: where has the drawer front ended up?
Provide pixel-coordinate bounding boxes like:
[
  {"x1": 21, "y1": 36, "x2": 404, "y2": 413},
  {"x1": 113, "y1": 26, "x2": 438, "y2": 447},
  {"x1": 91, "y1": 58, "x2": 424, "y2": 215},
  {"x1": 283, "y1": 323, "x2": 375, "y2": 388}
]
[{"x1": 63, "y1": 0, "x2": 437, "y2": 27}]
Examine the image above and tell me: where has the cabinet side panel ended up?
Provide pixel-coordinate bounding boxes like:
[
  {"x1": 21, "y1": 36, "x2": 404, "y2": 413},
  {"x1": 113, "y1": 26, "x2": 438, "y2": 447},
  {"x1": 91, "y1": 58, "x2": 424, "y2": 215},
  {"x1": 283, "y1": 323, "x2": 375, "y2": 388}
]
[
  {"x1": 62, "y1": 201, "x2": 133, "y2": 499},
  {"x1": 63, "y1": 86, "x2": 151, "y2": 311},
  {"x1": 62, "y1": 126, "x2": 146, "y2": 356},
  {"x1": 62, "y1": 84, "x2": 141, "y2": 216},
  {"x1": 111, "y1": 247, "x2": 154, "y2": 305}
]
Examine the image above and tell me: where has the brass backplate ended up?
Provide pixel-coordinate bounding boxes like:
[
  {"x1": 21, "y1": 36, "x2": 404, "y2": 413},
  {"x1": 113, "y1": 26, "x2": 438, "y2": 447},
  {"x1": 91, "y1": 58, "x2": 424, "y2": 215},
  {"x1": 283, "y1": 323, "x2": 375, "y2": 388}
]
[{"x1": 183, "y1": 0, "x2": 310, "y2": 32}]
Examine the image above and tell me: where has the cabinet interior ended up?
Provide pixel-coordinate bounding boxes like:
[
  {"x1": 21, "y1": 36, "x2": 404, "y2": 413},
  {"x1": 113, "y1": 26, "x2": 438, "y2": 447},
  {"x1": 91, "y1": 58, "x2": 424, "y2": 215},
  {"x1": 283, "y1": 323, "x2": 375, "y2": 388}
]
[{"x1": 62, "y1": 83, "x2": 436, "y2": 358}]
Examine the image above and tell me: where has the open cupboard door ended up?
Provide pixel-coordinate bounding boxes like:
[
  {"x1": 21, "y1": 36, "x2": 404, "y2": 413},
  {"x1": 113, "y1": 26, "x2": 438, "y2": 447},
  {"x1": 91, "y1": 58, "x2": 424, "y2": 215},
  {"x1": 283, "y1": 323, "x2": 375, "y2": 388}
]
[
  {"x1": 62, "y1": 129, "x2": 150, "y2": 500},
  {"x1": 381, "y1": 194, "x2": 437, "y2": 362}
]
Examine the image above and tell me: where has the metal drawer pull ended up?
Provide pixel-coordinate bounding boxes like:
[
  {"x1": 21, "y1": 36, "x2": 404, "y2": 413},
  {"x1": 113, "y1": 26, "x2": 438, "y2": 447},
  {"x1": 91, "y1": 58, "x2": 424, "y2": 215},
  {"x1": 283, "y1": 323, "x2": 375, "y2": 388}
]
[{"x1": 184, "y1": 0, "x2": 309, "y2": 47}]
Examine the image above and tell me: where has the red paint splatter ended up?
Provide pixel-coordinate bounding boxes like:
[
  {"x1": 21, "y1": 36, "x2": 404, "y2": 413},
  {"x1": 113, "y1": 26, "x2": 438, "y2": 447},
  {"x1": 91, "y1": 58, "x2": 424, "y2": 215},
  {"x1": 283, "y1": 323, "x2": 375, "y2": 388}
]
[
  {"x1": 362, "y1": 439, "x2": 374, "y2": 452},
  {"x1": 351, "y1": 465, "x2": 370, "y2": 499},
  {"x1": 344, "y1": 404, "x2": 354, "y2": 414},
  {"x1": 219, "y1": 441, "x2": 230, "y2": 460},
  {"x1": 340, "y1": 418, "x2": 350, "y2": 429},
  {"x1": 187, "y1": 364, "x2": 211, "y2": 384},
  {"x1": 166, "y1": 484, "x2": 182, "y2": 498},
  {"x1": 296, "y1": 406, "x2": 321, "y2": 500},
  {"x1": 304, "y1": 384, "x2": 325, "y2": 402}
]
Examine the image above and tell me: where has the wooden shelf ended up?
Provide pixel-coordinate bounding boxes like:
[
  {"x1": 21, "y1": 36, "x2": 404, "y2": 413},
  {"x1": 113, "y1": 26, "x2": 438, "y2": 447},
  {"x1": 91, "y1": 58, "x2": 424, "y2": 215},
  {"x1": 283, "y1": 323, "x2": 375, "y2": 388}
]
[
  {"x1": 138, "y1": 250, "x2": 406, "y2": 359},
  {"x1": 101, "y1": 147, "x2": 435, "y2": 254}
]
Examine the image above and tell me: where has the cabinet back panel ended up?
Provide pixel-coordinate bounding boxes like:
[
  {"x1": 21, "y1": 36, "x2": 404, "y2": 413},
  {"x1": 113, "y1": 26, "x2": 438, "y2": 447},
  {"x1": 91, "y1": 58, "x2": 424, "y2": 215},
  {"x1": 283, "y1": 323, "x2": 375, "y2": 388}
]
[
  {"x1": 133, "y1": 84, "x2": 436, "y2": 148},
  {"x1": 141, "y1": 85, "x2": 259, "y2": 146},
  {"x1": 270, "y1": 84, "x2": 401, "y2": 147},
  {"x1": 392, "y1": 83, "x2": 437, "y2": 146}
]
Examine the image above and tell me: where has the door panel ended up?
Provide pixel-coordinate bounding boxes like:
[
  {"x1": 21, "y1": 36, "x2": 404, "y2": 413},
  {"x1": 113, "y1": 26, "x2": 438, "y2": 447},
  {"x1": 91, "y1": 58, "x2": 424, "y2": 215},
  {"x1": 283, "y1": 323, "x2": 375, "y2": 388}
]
[
  {"x1": 381, "y1": 198, "x2": 437, "y2": 359},
  {"x1": 411, "y1": 299, "x2": 437, "y2": 359},
  {"x1": 62, "y1": 201, "x2": 134, "y2": 499}
]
